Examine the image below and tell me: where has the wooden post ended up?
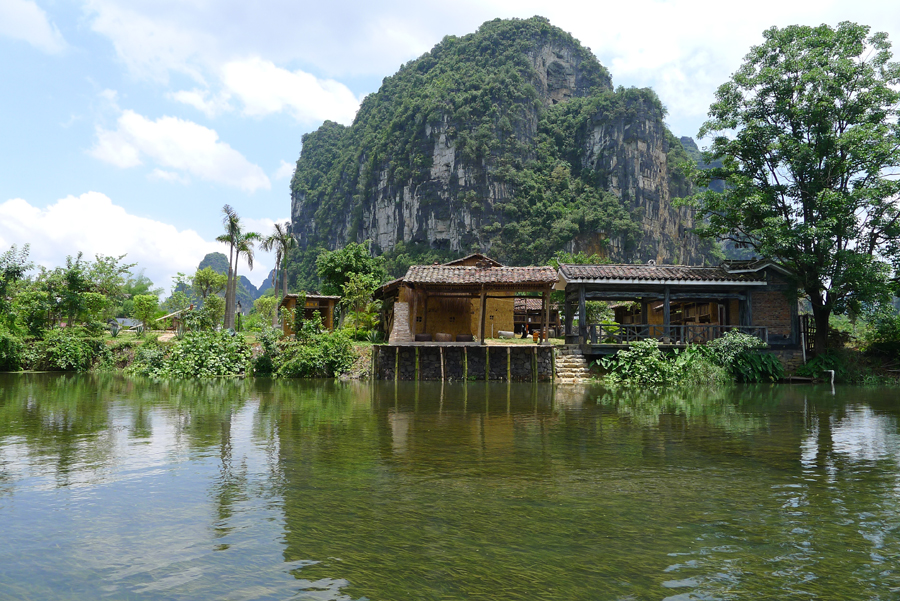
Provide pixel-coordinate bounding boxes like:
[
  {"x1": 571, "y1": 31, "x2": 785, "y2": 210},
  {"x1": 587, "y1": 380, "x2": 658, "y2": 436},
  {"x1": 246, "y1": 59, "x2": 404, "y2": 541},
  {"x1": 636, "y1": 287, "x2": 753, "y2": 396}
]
[
  {"x1": 551, "y1": 347, "x2": 556, "y2": 381},
  {"x1": 663, "y1": 286, "x2": 671, "y2": 340},
  {"x1": 411, "y1": 287, "x2": 419, "y2": 336},
  {"x1": 507, "y1": 347, "x2": 511, "y2": 382},
  {"x1": 565, "y1": 298, "x2": 574, "y2": 337},
  {"x1": 464, "y1": 346, "x2": 468, "y2": 381},
  {"x1": 485, "y1": 347, "x2": 490, "y2": 380},
  {"x1": 479, "y1": 288, "x2": 487, "y2": 344},
  {"x1": 532, "y1": 346, "x2": 537, "y2": 383},
  {"x1": 440, "y1": 346, "x2": 445, "y2": 381},
  {"x1": 415, "y1": 346, "x2": 420, "y2": 381},
  {"x1": 394, "y1": 346, "x2": 399, "y2": 382},
  {"x1": 422, "y1": 292, "x2": 429, "y2": 336},
  {"x1": 578, "y1": 285, "x2": 587, "y2": 344},
  {"x1": 541, "y1": 287, "x2": 550, "y2": 343}
]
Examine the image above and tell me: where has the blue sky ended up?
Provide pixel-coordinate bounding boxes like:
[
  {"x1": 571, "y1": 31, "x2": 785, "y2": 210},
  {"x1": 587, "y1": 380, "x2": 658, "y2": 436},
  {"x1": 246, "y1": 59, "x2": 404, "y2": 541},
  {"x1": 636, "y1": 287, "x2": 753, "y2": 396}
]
[{"x1": 2, "y1": 0, "x2": 898, "y2": 291}]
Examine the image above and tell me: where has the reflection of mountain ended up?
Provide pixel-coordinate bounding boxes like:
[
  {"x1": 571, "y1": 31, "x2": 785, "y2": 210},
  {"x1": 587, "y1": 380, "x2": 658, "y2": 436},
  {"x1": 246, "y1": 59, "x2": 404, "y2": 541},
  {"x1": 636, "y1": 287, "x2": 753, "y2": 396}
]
[{"x1": 5, "y1": 376, "x2": 900, "y2": 599}]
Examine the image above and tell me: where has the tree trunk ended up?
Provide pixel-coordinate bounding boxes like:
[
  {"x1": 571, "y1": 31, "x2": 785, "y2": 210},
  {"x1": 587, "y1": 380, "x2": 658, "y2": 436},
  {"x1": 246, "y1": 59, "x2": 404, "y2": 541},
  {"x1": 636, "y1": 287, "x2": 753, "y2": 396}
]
[
  {"x1": 224, "y1": 244, "x2": 234, "y2": 329},
  {"x1": 812, "y1": 304, "x2": 830, "y2": 355}
]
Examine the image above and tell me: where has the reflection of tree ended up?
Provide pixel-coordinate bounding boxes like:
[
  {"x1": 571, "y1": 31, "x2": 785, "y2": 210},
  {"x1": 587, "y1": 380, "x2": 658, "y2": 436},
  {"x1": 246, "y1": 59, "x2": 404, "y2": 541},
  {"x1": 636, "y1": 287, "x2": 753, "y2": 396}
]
[{"x1": 0, "y1": 373, "x2": 114, "y2": 487}]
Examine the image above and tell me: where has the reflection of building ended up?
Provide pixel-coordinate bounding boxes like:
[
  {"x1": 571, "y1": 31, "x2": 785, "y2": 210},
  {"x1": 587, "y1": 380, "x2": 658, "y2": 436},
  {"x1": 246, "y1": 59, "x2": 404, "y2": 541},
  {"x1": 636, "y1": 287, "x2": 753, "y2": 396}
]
[
  {"x1": 279, "y1": 294, "x2": 340, "y2": 335},
  {"x1": 377, "y1": 254, "x2": 558, "y2": 343},
  {"x1": 557, "y1": 260, "x2": 799, "y2": 348}
]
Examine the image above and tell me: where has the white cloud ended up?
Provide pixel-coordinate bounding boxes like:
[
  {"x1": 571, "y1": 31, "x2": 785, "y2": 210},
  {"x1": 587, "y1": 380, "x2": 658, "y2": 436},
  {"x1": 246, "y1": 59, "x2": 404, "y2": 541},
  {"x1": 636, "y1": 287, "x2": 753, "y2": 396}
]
[
  {"x1": 221, "y1": 58, "x2": 360, "y2": 125},
  {"x1": 0, "y1": 193, "x2": 220, "y2": 292},
  {"x1": 0, "y1": 193, "x2": 277, "y2": 292},
  {"x1": 0, "y1": 0, "x2": 66, "y2": 54},
  {"x1": 89, "y1": 109, "x2": 271, "y2": 192},
  {"x1": 167, "y1": 88, "x2": 232, "y2": 117},
  {"x1": 78, "y1": 0, "x2": 900, "y2": 141},
  {"x1": 148, "y1": 168, "x2": 190, "y2": 185},
  {"x1": 274, "y1": 160, "x2": 294, "y2": 180}
]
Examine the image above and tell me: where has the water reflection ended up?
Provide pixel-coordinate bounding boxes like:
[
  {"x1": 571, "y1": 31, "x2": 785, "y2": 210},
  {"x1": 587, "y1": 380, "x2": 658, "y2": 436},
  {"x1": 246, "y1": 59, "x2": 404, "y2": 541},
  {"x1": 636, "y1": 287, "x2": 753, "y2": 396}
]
[{"x1": 1, "y1": 374, "x2": 900, "y2": 599}]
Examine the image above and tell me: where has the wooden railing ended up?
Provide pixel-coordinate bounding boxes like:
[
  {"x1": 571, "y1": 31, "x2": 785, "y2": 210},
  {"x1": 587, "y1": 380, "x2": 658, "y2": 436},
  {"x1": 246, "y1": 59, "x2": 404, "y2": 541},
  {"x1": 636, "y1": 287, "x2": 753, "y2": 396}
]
[{"x1": 584, "y1": 324, "x2": 768, "y2": 345}]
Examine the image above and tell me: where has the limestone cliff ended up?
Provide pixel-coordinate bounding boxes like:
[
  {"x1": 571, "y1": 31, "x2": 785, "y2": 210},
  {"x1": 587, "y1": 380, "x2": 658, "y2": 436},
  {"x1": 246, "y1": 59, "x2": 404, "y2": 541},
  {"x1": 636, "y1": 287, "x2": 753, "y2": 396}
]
[{"x1": 290, "y1": 17, "x2": 711, "y2": 283}]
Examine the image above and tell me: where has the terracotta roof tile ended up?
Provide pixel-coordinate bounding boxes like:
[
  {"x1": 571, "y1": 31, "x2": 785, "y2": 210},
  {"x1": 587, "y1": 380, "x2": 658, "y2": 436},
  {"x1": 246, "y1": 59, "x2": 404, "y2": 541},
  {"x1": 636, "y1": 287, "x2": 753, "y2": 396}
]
[
  {"x1": 559, "y1": 264, "x2": 766, "y2": 283},
  {"x1": 514, "y1": 297, "x2": 560, "y2": 311},
  {"x1": 404, "y1": 265, "x2": 558, "y2": 286}
]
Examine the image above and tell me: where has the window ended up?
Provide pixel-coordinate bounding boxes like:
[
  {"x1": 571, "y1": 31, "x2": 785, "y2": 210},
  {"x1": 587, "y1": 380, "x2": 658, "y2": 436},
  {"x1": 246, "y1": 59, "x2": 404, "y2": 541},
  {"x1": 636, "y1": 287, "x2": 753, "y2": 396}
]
[{"x1": 416, "y1": 316, "x2": 422, "y2": 323}]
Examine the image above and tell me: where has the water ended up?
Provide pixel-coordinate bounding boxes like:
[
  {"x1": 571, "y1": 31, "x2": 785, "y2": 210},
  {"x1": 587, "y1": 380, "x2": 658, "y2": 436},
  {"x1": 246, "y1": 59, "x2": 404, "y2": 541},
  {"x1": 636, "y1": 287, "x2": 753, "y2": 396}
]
[{"x1": 1, "y1": 374, "x2": 899, "y2": 600}]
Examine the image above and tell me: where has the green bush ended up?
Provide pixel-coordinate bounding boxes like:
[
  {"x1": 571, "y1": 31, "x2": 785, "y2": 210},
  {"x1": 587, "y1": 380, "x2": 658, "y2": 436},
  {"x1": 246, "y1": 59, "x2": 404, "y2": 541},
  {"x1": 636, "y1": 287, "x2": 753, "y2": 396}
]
[
  {"x1": 864, "y1": 310, "x2": 900, "y2": 356},
  {"x1": 706, "y1": 330, "x2": 767, "y2": 366},
  {"x1": 27, "y1": 329, "x2": 106, "y2": 371},
  {"x1": 275, "y1": 330, "x2": 355, "y2": 378},
  {"x1": 0, "y1": 332, "x2": 24, "y2": 371},
  {"x1": 127, "y1": 339, "x2": 169, "y2": 376},
  {"x1": 732, "y1": 351, "x2": 784, "y2": 383},
  {"x1": 795, "y1": 350, "x2": 851, "y2": 382},
  {"x1": 599, "y1": 339, "x2": 676, "y2": 386},
  {"x1": 152, "y1": 331, "x2": 252, "y2": 378}
]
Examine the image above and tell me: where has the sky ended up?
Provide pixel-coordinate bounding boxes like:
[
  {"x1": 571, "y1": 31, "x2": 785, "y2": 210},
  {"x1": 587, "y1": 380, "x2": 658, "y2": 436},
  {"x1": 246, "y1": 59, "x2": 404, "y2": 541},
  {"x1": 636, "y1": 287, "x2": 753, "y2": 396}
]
[{"x1": 2, "y1": 0, "x2": 899, "y2": 292}]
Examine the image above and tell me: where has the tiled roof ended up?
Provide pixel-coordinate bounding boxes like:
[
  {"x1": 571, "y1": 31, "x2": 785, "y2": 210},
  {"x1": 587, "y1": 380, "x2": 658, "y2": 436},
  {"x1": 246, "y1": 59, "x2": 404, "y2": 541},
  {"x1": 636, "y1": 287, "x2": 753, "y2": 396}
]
[
  {"x1": 514, "y1": 297, "x2": 560, "y2": 311},
  {"x1": 404, "y1": 265, "x2": 558, "y2": 286},
  {"x1": 558, "y1": 263, "x2": 767, "y2": 283},
  {"x1": 442, "y1": 253, "x2": 504, "y2": 267}
]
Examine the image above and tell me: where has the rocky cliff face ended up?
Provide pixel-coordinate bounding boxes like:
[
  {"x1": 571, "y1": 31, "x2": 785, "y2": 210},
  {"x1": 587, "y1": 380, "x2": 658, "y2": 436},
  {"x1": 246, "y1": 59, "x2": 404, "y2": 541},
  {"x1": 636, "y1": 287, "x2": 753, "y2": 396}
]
[{"x1": 290, "y1": 17, "x2": 710, "y2": 279}]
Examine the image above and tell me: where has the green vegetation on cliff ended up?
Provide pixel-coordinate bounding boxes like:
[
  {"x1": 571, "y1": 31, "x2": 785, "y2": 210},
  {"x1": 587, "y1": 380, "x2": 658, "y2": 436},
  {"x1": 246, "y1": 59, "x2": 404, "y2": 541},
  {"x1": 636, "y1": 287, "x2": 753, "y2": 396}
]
[{"x1": 288, "y1": 16, "x2": 700, "y2": 289}]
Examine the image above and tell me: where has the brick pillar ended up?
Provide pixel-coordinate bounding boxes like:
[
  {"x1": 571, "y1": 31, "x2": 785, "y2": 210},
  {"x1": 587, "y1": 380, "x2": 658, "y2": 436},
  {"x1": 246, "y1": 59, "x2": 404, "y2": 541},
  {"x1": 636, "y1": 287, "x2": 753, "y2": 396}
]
[{"x1": 389, "y1": 302, "x2": 413, "y2": 343}]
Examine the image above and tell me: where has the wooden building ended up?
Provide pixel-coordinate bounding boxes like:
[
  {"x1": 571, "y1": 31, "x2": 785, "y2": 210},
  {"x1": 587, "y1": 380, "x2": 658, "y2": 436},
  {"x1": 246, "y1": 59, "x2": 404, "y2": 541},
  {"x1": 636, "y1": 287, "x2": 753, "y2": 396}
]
[
  {"x1": 514, "y1": 297, "x2": 561, "y2": 336},
  {"x1": 279, "y1": 294, "x2": 340, "y2": 336},
  {"x1": 557, "y1": 260, "x2": 799, "y2": 349},
  {"x1": 378, "y1": 256, "x2": 558, "y2": 344}
]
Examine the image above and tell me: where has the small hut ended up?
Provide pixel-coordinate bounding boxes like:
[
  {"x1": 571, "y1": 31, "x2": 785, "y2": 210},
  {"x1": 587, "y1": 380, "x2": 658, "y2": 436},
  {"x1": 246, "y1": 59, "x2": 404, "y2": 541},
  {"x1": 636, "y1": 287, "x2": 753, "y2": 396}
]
[{"x1": 279, "y1": 294, "x2": 341, "y2": 336}]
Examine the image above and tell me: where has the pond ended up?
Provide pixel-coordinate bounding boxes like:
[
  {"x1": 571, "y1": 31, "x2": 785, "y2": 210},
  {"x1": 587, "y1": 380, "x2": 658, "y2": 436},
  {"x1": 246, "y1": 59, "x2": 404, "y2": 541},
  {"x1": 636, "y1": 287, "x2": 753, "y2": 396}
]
[{"x1": 1, "y1": 374, "x2": 899, "y2": 600}]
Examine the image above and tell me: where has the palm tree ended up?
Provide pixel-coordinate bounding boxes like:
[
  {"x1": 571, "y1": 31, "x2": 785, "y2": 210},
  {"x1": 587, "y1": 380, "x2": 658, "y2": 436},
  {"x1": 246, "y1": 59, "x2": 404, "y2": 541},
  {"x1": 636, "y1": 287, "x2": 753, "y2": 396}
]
[
  {"x1": 260, "y1": 221, "x2": 296, "y2": 326},
  {"x1": 216, "y1": 205, "x2": 240, "y2": 329},
  {"x1": 231, "y1": 230, "x2": 260, "y2": 327},
  {"x1": 216, "y1": 206, "x2": 260, "y2": 329}
]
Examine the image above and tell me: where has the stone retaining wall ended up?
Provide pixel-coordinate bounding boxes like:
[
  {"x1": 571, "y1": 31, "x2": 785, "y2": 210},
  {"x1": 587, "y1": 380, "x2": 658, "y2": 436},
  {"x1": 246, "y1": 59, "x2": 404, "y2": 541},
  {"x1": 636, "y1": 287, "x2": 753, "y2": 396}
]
[{"x1": 374, "y1": 345, "x2": 554, "y2": 381}]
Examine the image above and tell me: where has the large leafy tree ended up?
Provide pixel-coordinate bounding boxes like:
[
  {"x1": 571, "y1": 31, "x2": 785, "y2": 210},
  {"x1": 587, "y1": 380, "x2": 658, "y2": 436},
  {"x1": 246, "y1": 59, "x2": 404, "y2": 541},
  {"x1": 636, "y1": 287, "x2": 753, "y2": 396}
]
[
  {"x1": 315, "y1": 241, "x2": 386, "y2": 296},
  {"x1": 691, "y1": 22, "x2": 900, "y2": 353}
]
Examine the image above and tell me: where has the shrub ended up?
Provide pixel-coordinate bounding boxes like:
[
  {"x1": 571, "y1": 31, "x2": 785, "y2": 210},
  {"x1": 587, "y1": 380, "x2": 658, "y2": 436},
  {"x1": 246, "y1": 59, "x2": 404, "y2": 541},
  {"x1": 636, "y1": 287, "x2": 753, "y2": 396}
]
[
  {"x1": 128, "y1": 339, "x2": 169, "y2": 376},
  {"x1": 864, "y1": 310, "x2": 900, "y2": 357},
  {"x1": 732, "y1": 351, "x2": 784, "y2": 383},
  {"x1": 795, "y1": 350, "x2": 851, "y2": 382},
  {"x1": 27, "y1": 329, "x2": 105, "y2": 371},
  {"x1": 599, "y1": 339, "x2": 676, "y2": 386},
  {"x1": 0, "y1": 331, "x2": 24, "y2": 371},
  {"x1": 275, "y1": 330, "x2": 355, "y2": 378},
  {"x1": 706, "y1": 330, "x2": 767, "y2": 367},
  {"x1": 152, "y1": 331, "x2": 252, "y2": 378}
]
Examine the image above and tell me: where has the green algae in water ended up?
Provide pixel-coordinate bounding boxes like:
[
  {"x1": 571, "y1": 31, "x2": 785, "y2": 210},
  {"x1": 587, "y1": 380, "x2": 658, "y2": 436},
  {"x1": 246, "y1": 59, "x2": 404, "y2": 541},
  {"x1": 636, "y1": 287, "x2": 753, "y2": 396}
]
[{"x1": 1, "y1": 373, "x2": 899, "y2": 599}]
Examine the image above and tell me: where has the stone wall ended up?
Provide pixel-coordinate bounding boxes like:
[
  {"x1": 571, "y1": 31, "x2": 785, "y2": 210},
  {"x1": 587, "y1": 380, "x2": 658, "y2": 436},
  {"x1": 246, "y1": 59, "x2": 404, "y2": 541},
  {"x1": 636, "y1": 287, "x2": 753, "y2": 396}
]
[{"x1": 374, "y1": 345, "x2": 554, "y2": 381}]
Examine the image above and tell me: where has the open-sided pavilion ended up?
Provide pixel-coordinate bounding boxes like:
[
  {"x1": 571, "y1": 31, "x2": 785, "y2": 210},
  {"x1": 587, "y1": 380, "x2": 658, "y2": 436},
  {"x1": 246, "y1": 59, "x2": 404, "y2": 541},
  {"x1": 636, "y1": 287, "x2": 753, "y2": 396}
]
[{"x1": 556, "y1": 261, "x2": 800, "y2": 352}]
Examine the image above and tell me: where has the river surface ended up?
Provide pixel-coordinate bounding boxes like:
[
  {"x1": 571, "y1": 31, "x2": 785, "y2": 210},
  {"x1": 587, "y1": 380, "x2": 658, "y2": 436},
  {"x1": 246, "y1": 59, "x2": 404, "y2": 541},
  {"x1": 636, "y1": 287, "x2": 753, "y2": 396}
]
[{"x1": 1, "y1": 374, "x2": 899, "y2": 600}]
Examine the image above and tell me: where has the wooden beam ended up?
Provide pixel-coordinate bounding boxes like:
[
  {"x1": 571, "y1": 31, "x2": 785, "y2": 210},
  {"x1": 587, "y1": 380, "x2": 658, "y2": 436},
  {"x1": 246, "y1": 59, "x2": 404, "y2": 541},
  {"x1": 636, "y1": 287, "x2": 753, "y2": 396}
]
[
  {"x1": 410, "y1": 288, "x2": 419, "y2": 336},
  {"x1": 663, "y1": 286, "x2": 671, "y2": 339},
  {"x1": 479, "y1": 288, "x2": 487, "y2": 344},
  {"x1": 541, "y1": 287, "x2": 550, "y2": 343},
  {"x1": 578, "y1": 285, "x2": 587, "y2": 344}
]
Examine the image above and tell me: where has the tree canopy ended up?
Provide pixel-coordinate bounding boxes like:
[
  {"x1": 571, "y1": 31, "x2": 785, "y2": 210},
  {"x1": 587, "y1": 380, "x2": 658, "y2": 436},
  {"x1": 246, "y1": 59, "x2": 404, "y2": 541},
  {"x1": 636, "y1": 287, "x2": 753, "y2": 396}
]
[{"x1": 689, "y1": 21, "x2": 900, "y2": 352}]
